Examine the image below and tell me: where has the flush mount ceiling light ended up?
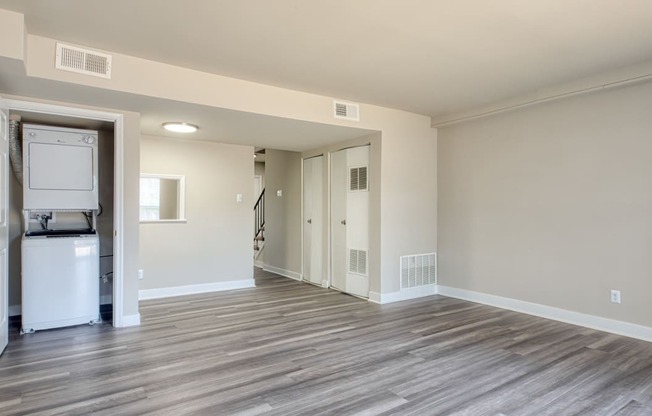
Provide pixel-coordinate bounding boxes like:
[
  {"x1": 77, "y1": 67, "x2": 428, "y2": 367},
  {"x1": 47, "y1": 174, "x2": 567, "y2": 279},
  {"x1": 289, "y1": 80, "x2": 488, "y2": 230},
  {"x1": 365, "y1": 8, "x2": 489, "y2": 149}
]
[{"x1": 162, "y1": 122, "x2": 198, "y2": 133}]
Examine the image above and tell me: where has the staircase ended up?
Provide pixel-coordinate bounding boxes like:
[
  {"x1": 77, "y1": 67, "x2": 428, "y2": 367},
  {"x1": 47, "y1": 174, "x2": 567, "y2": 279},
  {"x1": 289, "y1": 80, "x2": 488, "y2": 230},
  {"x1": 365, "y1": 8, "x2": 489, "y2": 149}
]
[{"x1": 254, "y1": 189, "x2": 265, "y2": 254}]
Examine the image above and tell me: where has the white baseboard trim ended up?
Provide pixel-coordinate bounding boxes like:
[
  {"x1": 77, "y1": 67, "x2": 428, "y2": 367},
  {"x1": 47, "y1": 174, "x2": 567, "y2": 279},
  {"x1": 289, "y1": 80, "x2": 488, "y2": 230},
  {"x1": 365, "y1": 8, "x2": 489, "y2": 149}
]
[
  {"x1": 437, "y1": 285, "x2": 652, "y2": 343},
  {"x1": 254, "y1": 260, "x2": 265, "y2": 268},
  {"x1": 369, "y1": 285, "x2": 438, "y2": 304},
  {"x1": 100, "y1": 295, "x2": 112, "y2": 305},
  {"x1": 262, "y1": 265, "x2": 302, "y2": 281},
  {"x1": 139, "y1": 279, "x2": 256, "y2": 301},
  {"x1": 11, "y1": 303, "x2": 141, "y2": 328},
  {"x1": 321, "y1": 279, "x2": 329, "y2": 289},
  {"x1": 9, "y1": 304, "x2": 20, "y2": 317},
  {"x1": 119, "y1": 313, "x2": 141, "y2": 327}
]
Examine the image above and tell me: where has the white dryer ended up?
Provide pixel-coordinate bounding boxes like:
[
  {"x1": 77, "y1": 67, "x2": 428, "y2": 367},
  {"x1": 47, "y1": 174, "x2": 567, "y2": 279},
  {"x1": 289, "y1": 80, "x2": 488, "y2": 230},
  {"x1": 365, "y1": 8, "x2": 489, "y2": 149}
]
[
  {"x1": 21, "y1": 231, "x2": 100, "y2": 333},
  {"x1": 22, "y1": 123, "x2": 99, "y2": 210}
]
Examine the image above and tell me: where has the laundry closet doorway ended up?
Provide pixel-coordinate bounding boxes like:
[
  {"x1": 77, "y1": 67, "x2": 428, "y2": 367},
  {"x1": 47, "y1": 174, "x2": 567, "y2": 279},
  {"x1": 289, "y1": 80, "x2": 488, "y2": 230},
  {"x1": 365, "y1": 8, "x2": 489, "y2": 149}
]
[
  {"x1": 1, "y1": 98, "x2": 128, "y2": 332},
  {"x1": 330, "y1": 145, "x2": 370, "y2": 298}
]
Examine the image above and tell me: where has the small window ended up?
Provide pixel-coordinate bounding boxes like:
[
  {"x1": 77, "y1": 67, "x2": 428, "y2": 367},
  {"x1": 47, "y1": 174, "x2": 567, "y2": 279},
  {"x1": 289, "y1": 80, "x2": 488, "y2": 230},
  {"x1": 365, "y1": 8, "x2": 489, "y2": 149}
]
[{"x1": 139, "y1": 174, "x2": 186, "y2": 223}]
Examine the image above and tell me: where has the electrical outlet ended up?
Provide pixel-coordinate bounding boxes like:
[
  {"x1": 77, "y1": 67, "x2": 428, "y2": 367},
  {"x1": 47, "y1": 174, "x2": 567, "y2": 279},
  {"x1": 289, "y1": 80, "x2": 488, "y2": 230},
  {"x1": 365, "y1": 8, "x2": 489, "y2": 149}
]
[
  {"x1": 138, "y1": 269, "x2": 144, "y2": 280},
  {"x1": 610, "y1": 289, "x2": 621, "y2": 304}
]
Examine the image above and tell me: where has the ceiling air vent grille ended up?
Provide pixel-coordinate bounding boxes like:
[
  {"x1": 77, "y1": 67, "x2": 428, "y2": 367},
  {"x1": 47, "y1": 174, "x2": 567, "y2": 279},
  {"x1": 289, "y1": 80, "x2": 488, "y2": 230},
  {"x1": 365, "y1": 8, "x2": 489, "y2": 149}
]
[
  {"x1": 333, "y1": 101, "x2": 360, "y2": 121},
  {"x1": 400, "y1": 253, "x2": 437, "y2": 289},
  {"x1": 56, "y1": 42, "x2": 112, "y2": 79}
]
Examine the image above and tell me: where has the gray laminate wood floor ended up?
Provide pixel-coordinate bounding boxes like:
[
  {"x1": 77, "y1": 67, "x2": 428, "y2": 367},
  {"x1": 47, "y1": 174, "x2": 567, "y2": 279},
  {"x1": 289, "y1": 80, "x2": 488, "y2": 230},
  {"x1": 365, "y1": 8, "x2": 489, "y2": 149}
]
[{"x1": 2, "y1": 268, "x2": 652, "y2": 415}]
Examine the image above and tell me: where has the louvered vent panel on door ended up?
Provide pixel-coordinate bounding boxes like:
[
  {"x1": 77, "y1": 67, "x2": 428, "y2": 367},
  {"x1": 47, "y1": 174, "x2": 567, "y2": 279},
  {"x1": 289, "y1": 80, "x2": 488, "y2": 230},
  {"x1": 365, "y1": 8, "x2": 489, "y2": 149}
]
[
  {"x1": 350, "y1": 167, "x2": 359, "y2": 191},
  {"x1": 349, "y1": 166, "x2": 368, "y2": 191},
  {"x1": 358, "y1": 166, "x2": 368, "y2": 190},
  {"x1": 400, "y1": 253, "x2": 437, "y2": 289},
  {"x1": 349, "y1": 249, "x2": 368, "y2": 275},
  {"x1": 56, "y1": 42, "x2": 112, "y2": 79}
]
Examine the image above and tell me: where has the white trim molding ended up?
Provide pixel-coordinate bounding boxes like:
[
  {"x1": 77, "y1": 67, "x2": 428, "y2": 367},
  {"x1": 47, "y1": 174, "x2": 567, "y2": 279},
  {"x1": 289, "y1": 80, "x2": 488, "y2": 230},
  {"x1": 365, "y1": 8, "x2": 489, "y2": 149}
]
[
  {"x1": 437, "y1": 285, "x2": 652, "y2": 343},
  {"x1": 120, "y1": 314, "x2": 141, "y2": 327},
  {"x1": 262, "y1": 265, "x2": 302, "y2": 281},
  {"x1": 139, "y1": 279, "x2": 256, "y2": 301},
  {"x1": 369, "y1": 284, "x2": 438, "y2": 304}
]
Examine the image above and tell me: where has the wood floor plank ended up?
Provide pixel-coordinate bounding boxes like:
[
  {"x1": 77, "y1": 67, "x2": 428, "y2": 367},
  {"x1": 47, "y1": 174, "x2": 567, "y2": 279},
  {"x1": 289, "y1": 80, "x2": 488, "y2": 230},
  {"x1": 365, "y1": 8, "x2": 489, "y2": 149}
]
[{"x1": 2, "y1": 268, "x2": 652, "y2": 415}]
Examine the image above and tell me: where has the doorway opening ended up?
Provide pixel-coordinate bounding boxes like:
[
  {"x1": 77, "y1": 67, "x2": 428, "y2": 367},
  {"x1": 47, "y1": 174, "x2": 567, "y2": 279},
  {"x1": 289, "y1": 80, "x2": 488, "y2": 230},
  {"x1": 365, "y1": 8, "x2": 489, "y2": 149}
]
[{"x1": 3, "y1": 98, "x2": 126, "y2": 332}]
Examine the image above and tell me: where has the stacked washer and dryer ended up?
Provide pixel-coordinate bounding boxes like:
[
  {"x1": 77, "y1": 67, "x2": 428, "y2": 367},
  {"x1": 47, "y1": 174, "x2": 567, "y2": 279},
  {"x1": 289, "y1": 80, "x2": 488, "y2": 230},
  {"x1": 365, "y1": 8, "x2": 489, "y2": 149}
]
[{"x1": 21, "y1": 124, "x2": 101, "y2": 334}]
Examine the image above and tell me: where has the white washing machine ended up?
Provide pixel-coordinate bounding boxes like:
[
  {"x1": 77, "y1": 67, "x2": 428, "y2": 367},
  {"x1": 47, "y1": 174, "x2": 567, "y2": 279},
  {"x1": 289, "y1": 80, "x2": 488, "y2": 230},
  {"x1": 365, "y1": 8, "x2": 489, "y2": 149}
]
[{"x1": 21, "y1": 231, "x2": 100, "y2": 333}]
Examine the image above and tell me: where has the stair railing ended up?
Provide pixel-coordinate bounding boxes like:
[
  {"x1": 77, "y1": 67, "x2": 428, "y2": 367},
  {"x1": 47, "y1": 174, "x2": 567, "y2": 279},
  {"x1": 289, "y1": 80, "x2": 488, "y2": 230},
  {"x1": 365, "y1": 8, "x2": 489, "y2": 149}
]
[{"x1": 254, "y1": 188, "x2": 265, "y2": 241}]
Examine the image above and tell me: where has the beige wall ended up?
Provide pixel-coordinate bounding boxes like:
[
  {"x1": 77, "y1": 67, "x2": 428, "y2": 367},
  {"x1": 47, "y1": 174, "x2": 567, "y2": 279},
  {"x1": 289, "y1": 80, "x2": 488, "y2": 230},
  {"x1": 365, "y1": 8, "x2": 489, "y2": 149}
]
[
  {"x1": 139, "y1": 135, "x2": 253, "y2": 290},
  {"x1": 0, "y1": 9, "x2": 23, "y2": 61},
  {"x1": 379, "y1": 127, "x2": 438, "y2": 294},
  {"x1": 438, "y1": 81, "x2": 652, "y2": 327},
  {"x1": 264, "y1": 149, "x2": 302, "y2": 276},
  {"x1": 254, "y1": 161, "x2": 265, "y2": 184}
]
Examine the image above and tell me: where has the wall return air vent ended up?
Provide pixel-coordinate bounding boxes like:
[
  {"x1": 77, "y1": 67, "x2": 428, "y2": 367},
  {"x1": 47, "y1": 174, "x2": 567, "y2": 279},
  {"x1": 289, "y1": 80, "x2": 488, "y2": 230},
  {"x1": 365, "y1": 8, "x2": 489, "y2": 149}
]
[
  {"x1": 333, "y1": 101, "x2": 360, "y2": 121},
  {"x1": 400, "y1": 253, "x2": 437, "y2": 289},
  {"x1": 55, "y1": 42, "x2": 112, "y2": 79}
]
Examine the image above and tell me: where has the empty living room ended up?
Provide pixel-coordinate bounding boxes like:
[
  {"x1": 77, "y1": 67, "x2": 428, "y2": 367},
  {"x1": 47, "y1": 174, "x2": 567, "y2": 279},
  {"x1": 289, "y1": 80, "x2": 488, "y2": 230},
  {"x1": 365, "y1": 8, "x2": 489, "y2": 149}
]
[{"x1": 1, "y1": 2, "x2": 652, "y2": 415}]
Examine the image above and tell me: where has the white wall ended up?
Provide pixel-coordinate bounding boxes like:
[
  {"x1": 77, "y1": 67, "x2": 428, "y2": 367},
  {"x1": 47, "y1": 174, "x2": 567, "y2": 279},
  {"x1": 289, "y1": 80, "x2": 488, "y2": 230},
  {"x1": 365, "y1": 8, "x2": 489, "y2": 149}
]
[
  {"x1": 139, "y1": 135, "x2": 254, "y2": 292},
  {"x1": 438, "y1": 81, "x2": 652, "y2": 328}
]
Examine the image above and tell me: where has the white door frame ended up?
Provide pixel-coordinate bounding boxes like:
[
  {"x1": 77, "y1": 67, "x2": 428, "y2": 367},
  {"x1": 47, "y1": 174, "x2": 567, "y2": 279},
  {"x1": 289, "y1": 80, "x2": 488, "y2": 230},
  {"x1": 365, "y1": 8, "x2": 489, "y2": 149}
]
[
  {"x1": 0, "y1": 107, "x2": 9, "y2": 354},
  {"x1": 5, "y1": 98, "x2": 127, "y2": 327}
]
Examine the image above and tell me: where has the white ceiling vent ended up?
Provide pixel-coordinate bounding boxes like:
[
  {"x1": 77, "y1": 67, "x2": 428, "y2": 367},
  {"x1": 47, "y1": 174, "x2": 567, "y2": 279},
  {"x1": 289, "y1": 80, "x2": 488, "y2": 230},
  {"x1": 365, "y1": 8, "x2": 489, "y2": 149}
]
[
  {"x1": 333, "y1": 101, "x2": 360, "y2": 121},
  {"x1": 55, "y1": 42, "x2": 112, "y2": 79}
]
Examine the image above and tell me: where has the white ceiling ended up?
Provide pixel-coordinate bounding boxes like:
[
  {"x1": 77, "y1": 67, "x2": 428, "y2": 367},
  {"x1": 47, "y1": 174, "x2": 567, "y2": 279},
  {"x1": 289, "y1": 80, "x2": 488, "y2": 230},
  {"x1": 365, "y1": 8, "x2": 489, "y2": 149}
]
[{"x1": 2, "y1": 1, "x2": 652, "y2": 144}]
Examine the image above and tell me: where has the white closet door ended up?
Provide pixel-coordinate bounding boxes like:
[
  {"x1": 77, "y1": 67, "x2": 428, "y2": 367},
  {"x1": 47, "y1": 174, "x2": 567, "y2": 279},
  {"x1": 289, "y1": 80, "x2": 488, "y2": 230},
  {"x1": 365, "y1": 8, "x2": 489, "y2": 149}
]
[
  {"x1": 330, "y1": 150, "x2": 347, "y2": 292},
  {"x1": 303, "y1": 156, "x2": 323, "y2": 285},
  {"x1": 331, "y1": 146, "x2": 370, "y2": 297},
  {"x1": 0, "y1": 106, "x2": 9, "y2": 355}
]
